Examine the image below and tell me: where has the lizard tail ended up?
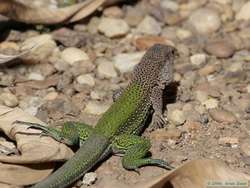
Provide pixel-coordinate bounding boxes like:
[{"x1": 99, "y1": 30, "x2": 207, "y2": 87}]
[{"x1": 31, "y1": 133, "x2": 110, "y2": 188}]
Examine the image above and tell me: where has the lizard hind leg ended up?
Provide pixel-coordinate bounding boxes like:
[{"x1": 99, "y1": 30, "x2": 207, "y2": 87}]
[{"x1": 111, "y1": 134, "x2": 174, "y2": 171}]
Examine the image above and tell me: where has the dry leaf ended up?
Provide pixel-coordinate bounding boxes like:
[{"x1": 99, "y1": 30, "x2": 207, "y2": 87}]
[
  {"x1": 0, "y1": 51, "x2": 29, "y2": 65},
  {"x1": 0, "y1": 105, "x2": 74, "y2": 164},
  {"x1": 0, "y1": 0, "x2": 106, "y2": 24},
  {"x1": 0, "y1": 182, "x2": 20, "y2": 188},
  {"x1": 0, "y1": 163, "x2": 54, "y2": 186},
  {"x1": 137, "y1": 159, "x2": 250, "y2": 188}
]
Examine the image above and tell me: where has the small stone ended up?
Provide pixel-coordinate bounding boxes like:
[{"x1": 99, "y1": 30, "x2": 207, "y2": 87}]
[
  {"x1": 87, "y1": 17, "x2": 100, "y2": 34},
  {"x1": 97, "y1": 60, "x2": 117, "y2": 78},
  {"x1": 190, "y1": 54, "x2": 206, "y2": 66},
  {"x1": 103, "y1": 6, "x2": 124, "y2": 18},
  {"x1": 134, "y1": 36, "x2": 174, "y2": 50},
  {"x1": 90, "y1": 91, "x2": 105, "y2": 100},
  {"x1": 70, "y1": 60, "x2": 95, "y2": 76},
  {"x1": 150, "y1": 128, "x2": 182, "y2": 141},
  {"x1": 76, "y1": 74, "x2": 95, "y2": 87},
  {"x1": 209, "y1": 109, "x2": 237, "y2": 123},
  {"x1": 241, "y1": 139, "x2": 250, "y2": 156},
  {"x1": 227, "y1": 62, "x2": 243, "y2": 72},
  {"x1": 0, "y1": 92, "x2": 19, "y2": 107},
  {"x1": 219, "y1": 137, "x2": 239, "y2": 147},
  {"x1": 125, "y1": 6, "x2": 144, "y2": 26},
  {"x1": 176, "y1": 29, "x2": 192, "y2": 40},
  {"x1": 28, "y1": 72, "x2": 45, "y2": 81},
  {"x1": 61, "y1": 47, "x2": 89, "y2": 65},
  {"x1": 113, "y1": 51, "x2": 145, "y2": 73},
  {"x1": 195, "y1": 90, "x2": 208, "y2": 103},
  {"x1": 160, "y1": 0, "x2": 179, "y2": 11},
  {"x1": 198, "y1": 64, "x2": 218, "y2": 76},
  {"x1": 136, "y1": 16, "x2": 162, "y2": 35},
  {"x1": 44, "y1": 92, "x2": 58, "y2": 101},
  {"x1": 98, "y1": 17, "x2": 129, "y2": 38},
  {"x1": 84, "y1": 101, "x2": 110, "y2": 115},
  {"x1": 21, "y1": 34, "x2": 57, "y2": 63},
  {"x1": 169, "y1": 109, "x2": 186, "y2": 125},
  {"x1": 236, "y1": 2, "x2": 250, "y2": 20},
  {"x1": 188, "y1": 8, "x2": 221, "y2": 35},
  {"x1": 202, "y1": 98, "x2": 219, "y2": 109},
  {"x1": 82, "y1": 172, "x2": 97, "y2": 186},
  {"x1": 205, "y1": 40, "x2": 235, "y2": 58}
]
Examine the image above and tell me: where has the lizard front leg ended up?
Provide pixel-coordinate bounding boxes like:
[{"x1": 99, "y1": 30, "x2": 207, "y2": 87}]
[
  {"x1": 111, "y1": 134, "x2": 173, "y2": 171},
  {"x1": 14, "y1": 121, "x2": 93, "y2": 146},
  {"x1": 150, "y1": 86, "x2": 167, "y2": 129}
]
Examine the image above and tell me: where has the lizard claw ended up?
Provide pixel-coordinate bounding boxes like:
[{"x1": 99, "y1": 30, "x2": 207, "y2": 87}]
[{"x1": 150, "y1": 112, "x2": 167, "y2": 130}]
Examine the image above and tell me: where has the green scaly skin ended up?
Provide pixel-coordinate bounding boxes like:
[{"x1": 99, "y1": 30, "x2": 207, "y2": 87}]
[{"x1": 16, "y1": 44, "x2": 177, "y2": 188}]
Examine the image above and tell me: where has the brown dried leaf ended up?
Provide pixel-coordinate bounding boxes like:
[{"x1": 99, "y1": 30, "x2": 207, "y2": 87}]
[
  {"x1": 0, "y1": 50, "x2": 29, "y2": 65},
  {"x1": 0, "y1": 163, "x2": 54, "y2": 186},
  {"x1": 136, "y1": 159, "x2": 250, "y2": 188},
  {"x1": 0, "y1": 0, "x2": 105, "y2": 24}
]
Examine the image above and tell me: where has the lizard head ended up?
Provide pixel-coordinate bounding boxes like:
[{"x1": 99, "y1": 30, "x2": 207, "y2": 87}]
[{"x1": 133, "y1": 44, "x2": 178, "y2": 88}]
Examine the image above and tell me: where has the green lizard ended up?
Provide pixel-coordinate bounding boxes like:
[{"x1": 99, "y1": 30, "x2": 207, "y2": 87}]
[{"x1": 16, "y1": 44, "x2": 178, "y2": 188}]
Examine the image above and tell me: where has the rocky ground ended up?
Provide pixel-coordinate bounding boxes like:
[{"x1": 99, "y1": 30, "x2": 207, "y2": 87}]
[{"x1": 0, "y1": 0, "x2": 250, "y2": 187}]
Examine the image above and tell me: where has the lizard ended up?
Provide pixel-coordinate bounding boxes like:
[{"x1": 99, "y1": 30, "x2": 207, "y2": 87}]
[{"x1": 16, "y1": 44, "x2": 178, "y2": 188}]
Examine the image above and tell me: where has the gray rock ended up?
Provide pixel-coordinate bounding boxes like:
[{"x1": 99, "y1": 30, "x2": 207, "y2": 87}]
[
  {"x1": 137, "y1": 16, "x2": 162, "y2": 35},
  {"x1": 188, "y1": 8, "x2": 221, "y2": 34},
  {"x1": 205, "y1": 40, "x2": 235, "y2": 58}
]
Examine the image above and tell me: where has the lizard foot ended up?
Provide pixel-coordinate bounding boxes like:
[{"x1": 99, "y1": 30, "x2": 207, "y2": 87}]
[
  {"x1": 150, "y1": 112, "x2": 167, "y2": 130},
  {"x1": 14, "y1": 120, "x2": 65, "y2": 143}
]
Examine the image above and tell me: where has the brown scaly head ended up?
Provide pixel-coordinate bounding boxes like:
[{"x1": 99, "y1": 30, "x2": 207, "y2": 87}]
[{"x1": 132, "y1": 44, "x2": 178, "y2": 89}]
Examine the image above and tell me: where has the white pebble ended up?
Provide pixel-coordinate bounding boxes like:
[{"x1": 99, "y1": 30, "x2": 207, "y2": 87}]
[
  {"x1": 61, "y1": 47, "x2": 89, "y2": 65},
  {"x1": 28, "y1": 72, "x2": 45, "y2": 81},
  {"x1": 82, "y1": 172, "x2": 97, "y2": 186},
  {"x1": 113, "y1": 52, "x2": 145, "y2": 73},
  {"x1": 190, "y1": 54, "x2": 206, "y2": 66},
  {"x1": 76, "y1": 74, "x2": 95, "y2": 87},
  {"x1": 202, "y1": 98, "x2": 219, "y2": 109},
  {"x1": 98, "y1": 17, "x2": 129, "y2": 38},
  {"x1": 188, "y1": 8, "x2": 221, "y2": 34},
  {"x1": 97, "y1": 60, "x2": 117, "y2": 78}
]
